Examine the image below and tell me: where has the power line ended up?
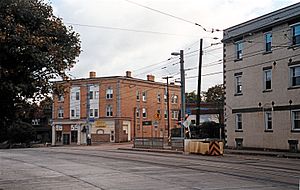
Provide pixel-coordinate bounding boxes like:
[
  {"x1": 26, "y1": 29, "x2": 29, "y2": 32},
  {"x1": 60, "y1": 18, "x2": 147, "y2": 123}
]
[
  {"x1": 65, "y1": 22, "x2": 200, "y2": 37},
  {"x1": 123, "y1": 0, "x2": 222, "y2": 33}
]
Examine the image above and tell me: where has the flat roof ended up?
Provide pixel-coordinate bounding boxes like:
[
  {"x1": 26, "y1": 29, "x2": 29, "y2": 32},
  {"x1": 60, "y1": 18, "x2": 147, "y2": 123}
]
[{"x1": 222, "y1": 2, "x2": 300, "y2": 42}]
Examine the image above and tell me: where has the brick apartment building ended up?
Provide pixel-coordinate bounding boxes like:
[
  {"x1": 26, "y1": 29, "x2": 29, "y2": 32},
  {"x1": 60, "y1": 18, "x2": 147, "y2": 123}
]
[
  {"x1": 51, "y1": 71, "x2": 181, "y2": 145},
  {"x1": 223, "y1": 3, "x2": 300, "y2": 151}
]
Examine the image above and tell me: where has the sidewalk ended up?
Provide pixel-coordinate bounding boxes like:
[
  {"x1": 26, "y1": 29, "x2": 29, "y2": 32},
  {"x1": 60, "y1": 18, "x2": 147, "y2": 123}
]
[
  {"x1": 119, "y1": 145, "x2": 300, "y2": 158},
  {"x1": 224, "y1": 149, "x2": 300, "y2": 159}
]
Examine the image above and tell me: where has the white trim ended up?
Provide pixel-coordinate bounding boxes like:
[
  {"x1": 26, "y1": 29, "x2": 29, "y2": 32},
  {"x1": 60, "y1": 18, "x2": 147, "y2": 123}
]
[{"x1": 292, "y1": 109, "x2": 300, "y2": 131}]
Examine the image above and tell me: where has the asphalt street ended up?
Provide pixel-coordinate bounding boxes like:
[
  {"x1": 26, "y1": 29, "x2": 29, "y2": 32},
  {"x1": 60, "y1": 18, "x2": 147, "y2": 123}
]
[{"x1": 0, "y1": 144, "x2": 299, "y2": 190}]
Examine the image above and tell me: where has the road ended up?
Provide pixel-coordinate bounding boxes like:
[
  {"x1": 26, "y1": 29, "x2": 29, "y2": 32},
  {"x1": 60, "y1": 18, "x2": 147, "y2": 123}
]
[{"x1": 0, "y1": 144, "x2": 299, "y2": 190}]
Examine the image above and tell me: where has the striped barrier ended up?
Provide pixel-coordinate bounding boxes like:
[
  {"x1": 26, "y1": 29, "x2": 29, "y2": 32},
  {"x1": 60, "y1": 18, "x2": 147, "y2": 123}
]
[{"x1": 209, "y1": 141, "x2": 222, "y2": 156}]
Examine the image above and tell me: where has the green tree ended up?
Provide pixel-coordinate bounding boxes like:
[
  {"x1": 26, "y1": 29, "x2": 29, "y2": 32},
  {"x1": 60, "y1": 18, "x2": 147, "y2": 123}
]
[
  {"x1": 185, "y1": 91, "x2": 197, "y2": 103},
  {"x1": 204, "y1": 84, "x2": 224, "y2": 103},
  {"x1": 0, "y1": 0, "x2": 81, "y2": 141}
]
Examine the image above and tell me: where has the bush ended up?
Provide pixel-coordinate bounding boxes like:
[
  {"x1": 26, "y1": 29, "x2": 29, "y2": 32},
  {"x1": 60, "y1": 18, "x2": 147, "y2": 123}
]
[{"x1": 8, "y1": 121, "x2": 36, "y2": 147}]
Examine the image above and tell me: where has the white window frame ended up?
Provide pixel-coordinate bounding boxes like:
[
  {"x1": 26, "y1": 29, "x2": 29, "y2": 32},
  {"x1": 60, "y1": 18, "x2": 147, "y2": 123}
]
[
  {"x1": 157, "y1": 93, "x2": 161, "y2": 103},
  {"x1": 290, "y1": 65, "x2": 300, "y2": 87},
  {"x1": 265, "y1": 32, "x2": 272, "y2": 52},
  {"x1": 94, "y1": 91, "x2": 99, "y2": 99},
  {"x1": 264, "y1": 111, "x2": 272, "y2": 131},
  {"x1": 136, "y1": 91, "x2": 140, "y2": 101},
  {"x1": 136, "y1": 107, "x2": 140, "y2": 118},
  {"x1": 235, "y1": 113, "x2": 242, "y2": 131},
  {"x1": 236, "y1": 41, "x2": 243, "y2": 60},
  {"x1": 263, "y1": 69, "x2": 272, "y2": 90},
  {"x1": 235, "y1": 75, "x2": 242, "y2": 94},
  {"x1": 142, "y1": 108, "x2": 147, "y2": 118},
  {"x1": 292, "y1": 110, "x2": 300, "y2": 131},
  {"x1": 106, "y1": 88, "x2": 113, "y2": 99},
  {"x1": 58, "y1": 107, "x2": 64, "y2": 118},
  {"x1": 89, "y1": 91, "x2": 93, "y2": 99},
  {"x1": 94, "y1": 109, "x2": 99, "y2": 118},
  {"x1": 75, "y1": 92, "x2": 80, "y2": 100},
  {"x1": 291, "y1": 23, "x2": 300, "y2": 46},
  {"x1": 171, "y1": 95, "x2": 178, "y2": 104},
  {"x1": 172, "y1": 111, "x2": 179, "y2": 119},
  {"x1": 106, "y1": 105, "x2": 113, "y2": 117},
  {"x1": 142, "y1": 91, "x2": 147, "y2": 102}
]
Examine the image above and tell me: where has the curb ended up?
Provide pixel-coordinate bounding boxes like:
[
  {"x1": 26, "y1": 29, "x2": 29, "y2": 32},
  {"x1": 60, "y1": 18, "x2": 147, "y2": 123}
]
[{"x1": 118, "y1": 147, "x2": 183, "y2": 154}]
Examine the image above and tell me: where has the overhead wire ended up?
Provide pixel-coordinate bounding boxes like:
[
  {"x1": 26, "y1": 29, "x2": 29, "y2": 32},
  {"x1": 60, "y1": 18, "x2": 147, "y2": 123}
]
[{"x1": 123, "y1": 0, "x2": 222, "y2": 33}]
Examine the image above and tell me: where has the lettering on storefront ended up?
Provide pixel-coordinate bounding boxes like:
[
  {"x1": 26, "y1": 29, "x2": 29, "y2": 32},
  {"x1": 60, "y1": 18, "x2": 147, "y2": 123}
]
[{"x1": 95, "y1": 121, "x2": 106, "y2": 128}]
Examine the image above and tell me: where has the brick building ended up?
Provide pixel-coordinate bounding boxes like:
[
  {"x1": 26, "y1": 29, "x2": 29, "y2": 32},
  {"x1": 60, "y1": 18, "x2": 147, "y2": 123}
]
[
  {"x1": 223, "y1": 3, "x2": 300, "y2": 150},
  {"x1": 51, "y1": 71, "x2": 181, "y2": 145}
]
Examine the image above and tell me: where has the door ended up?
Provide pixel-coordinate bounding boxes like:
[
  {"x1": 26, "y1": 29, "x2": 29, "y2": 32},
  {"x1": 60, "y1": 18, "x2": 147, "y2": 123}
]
[{"x1": 63, "y1": 134, "x2": 70, "y2": 145}]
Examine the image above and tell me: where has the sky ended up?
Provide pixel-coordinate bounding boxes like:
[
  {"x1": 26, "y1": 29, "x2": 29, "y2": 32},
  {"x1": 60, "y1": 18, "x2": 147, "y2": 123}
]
[{"x1": 50, "y1": 0, "x2": 299, "y2": 92}]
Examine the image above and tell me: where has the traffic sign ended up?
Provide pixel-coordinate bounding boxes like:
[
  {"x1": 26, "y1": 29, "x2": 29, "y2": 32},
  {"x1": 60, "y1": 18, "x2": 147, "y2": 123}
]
[{"x1": 154, "y1": 113, "x2": 161, "y2": 120}]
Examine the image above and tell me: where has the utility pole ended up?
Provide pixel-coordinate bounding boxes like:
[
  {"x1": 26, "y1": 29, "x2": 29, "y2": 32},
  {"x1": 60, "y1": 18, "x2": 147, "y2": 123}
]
[
  {"x1": 196, "y1": 39, "x2": 203, "y2": 126},
  {"x1": 133, "y1": 107, "x2": 136, "y2": 147},
  {"x1": 171, "y1": 50, "x2": 185, "y2": 138},
  {"x1": 162, "y1": 76, "x2": 173, "y2": 142}
]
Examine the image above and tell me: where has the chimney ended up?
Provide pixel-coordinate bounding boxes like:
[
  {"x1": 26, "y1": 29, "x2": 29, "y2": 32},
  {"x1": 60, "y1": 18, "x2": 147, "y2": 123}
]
[
  {"x1": 89, "y1": 71, "x2": 96, "y2": 78},
  {"x1": 126, "y1": 71, "x2": 132, "y2": 78},
  {"x1": 147, "y1": 74, "x2": 155, "y2": 82}
]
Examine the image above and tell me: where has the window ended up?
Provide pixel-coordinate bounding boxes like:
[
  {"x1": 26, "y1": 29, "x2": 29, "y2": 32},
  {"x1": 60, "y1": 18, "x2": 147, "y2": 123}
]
[
  {"x1": 171, "y1": 95, "x2": 178, "y2": 104},
  {"x1": 157, "y1": 93, "x2": 161, "y2": 103},
  {"x1": 264, "y1": 69, "x2": 272, "y2": 90},
  {"x1": 94, "y1": 109, "x2": 98, "y2": 118},
  {"x1": 71, "y1": 109, "x2": 75, "y2": 117},
  {"x1": 172, "y1": 111, "x2": 179, "y2": 119},
  {"x1": 136, "y1": 91, "x2": 140, "y2": 101},
  {"x1": 236, "y1": 113, "x2": 242, "y2": 131},
  {"x1": 94, "y1": 91, "x2": 99, "y2": 99},
  {"x1": 89, "y1": 109, "x2": 94, "y2": 117},
  {"x1": 58, "y1": 94, "x2": 64, "y2": 102},
  {"x1": 292, "y1": 110, "x2": 300, "y2": 131},
  {"x1": 290, "y1": 65, "x2": 300, "y2": 87},
  {"x1": 136, "y1": 108, "x2": 140, "y2": 118},
  {"x1": 235, "y1": 75, "x2": 242, "y2": 94},
  {"x1": 164, "y1": 94, "x2": 167, "y2": 103},
  {"x1": 106, "y1": 88, "x2": 113, "y2": 99},
  {"x1": 164, "y1": 110, "x2": 168, "y2": 119},
  {"x1": 142, "y1": 91, "x2": 147, "y2": 102},
  {"x1": 75, "y1": 92, "x2": 80, "y2": 100},
  {"x1": 106, "y1": 105, "x2": 113, "y2": 117},
  {"x1": 75, "y1": 107, "x2": 80, "y2": 117},
  {"x1": 292, "y1": 24, "x2": 300, "y2": 45},
  {"x1": 89, "y1": 91, "x2": 93, "y2": 99},
  {"x1": 265, "y1": 112, "x2": 272, "y2": 131},
  {"x1": 142, "y1": 108, "x2": 147, "y2": 118},
  {"x1": 236, "y1": 41, "x2": 243, "y2": 60},
  {"x1": 265, "y1": 32, "x2": 272, "y2": 52},
  {"x1": 58, "y1": 107, "x2": 64, "y2": 118}
]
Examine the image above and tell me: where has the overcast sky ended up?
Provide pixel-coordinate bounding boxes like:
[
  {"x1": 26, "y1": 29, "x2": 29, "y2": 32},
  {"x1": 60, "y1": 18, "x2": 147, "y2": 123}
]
[{"x1": 50, "y1": 0, "x2": 299, "y2": 92}]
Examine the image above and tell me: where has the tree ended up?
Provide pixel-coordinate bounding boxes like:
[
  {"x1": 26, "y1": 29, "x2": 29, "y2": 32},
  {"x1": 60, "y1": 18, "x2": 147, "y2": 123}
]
[
  {"x1": 204, "y1": 84, "x2": 224, "y2": 103},
  {"x1": 0, "y1": 0, "x2": 81, "y2": 141},
  {"x1": 185, "y1": 91, "x2": 197, "y2": 103}
]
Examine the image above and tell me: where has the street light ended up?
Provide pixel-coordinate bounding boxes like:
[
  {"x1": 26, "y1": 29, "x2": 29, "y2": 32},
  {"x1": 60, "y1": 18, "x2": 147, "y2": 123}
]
[{"x1": 171, "y1": 50, "x2": 185, "y2": 138}]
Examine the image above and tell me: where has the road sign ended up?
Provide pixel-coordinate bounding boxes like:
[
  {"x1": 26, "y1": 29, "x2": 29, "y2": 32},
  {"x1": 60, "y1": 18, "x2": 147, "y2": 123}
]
[
  {"x1": 142, "y1": 121, "x2": 152, "y2": 126},
  {"x1": 154, "y1": 113, "x2": 161, "y2": 120}
]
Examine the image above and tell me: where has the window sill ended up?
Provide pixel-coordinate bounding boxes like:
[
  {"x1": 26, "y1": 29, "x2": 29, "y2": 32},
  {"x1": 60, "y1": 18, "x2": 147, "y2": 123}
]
[
  {"x1": 234, "y1": 58, "x2": 243, "y2": 62},
  {"x1": 234, "y1": 93, "x2": 243, "y2": 96},
  {"x1": 262, "y1": 51, "x2": 272, "y2": 55},
  {"x1": 263, "y1": 89, "x2": 272, "y2": 93},
  {"x1": 291, "y1": 130, "x2": 300, "y2": 133},
  {"x1": 287, "y1": 86, "x2": 300, "y2": 90},
  {"x1": 235, "y1": 130, "x2": 243, "y2": 132},
  {"x1": 264, "y1": 130, "x2": 273, "y2": 133}
]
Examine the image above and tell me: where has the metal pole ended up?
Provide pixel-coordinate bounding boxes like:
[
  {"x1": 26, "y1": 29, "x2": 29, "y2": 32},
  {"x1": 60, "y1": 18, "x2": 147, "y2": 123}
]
[
  {"x1": 163, "y1": 76, "x2": 172, "y2": 142},
  {"x1": 196, "y1": 39, "x2": 203, "y2": 126},
  {"x1": 180, "y1": 50, "x2": 185, "y2": 138},
  {"x1": 133, "y1": 107, "x2": 136, "y2": 146}
]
